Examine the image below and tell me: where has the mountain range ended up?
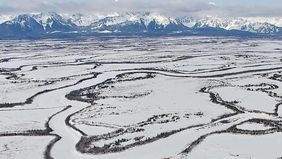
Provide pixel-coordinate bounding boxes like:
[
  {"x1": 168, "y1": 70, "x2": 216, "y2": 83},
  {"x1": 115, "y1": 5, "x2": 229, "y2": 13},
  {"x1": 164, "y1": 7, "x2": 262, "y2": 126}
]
[{"x1": 1, "y1": 12, "x2": 282, "y2": 39}]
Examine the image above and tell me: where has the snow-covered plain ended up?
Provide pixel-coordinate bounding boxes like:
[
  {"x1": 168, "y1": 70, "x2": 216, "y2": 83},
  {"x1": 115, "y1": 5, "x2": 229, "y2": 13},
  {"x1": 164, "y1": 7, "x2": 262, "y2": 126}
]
[{"x1": 1, "y1": 37, "x2": 282, "y2": 159}]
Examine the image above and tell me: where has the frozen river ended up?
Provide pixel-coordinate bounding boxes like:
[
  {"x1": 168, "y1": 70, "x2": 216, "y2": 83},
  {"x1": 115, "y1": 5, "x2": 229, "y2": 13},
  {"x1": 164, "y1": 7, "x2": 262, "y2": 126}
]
[{"x1": 1, "y1": 37, "x2": 282, "y2": 159}]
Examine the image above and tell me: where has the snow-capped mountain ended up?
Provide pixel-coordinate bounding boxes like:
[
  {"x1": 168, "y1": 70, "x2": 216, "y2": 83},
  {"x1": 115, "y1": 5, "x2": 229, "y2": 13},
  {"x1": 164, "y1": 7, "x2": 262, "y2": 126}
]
[
  {"x1": 31, "y1": 12, "x2": 77, "y2": 32},
  {"x1": 67, "y1": 13, "x2": 101, "y2": 27},
  {"x1": 0, "y1": 12, "x2": 282, "y2": 39},
  {"x1": 91, "y1": 12, "x2": 187, "y2": 33},
  {"x1": 185, "y1": 17, "x2": 280, "y2": 34},
  {"x1": 0, "y1": 12, "x2": 77, "y2": 37},
  {"x1": 0, "y1": 14, "x2": 45, "y2": 34}
]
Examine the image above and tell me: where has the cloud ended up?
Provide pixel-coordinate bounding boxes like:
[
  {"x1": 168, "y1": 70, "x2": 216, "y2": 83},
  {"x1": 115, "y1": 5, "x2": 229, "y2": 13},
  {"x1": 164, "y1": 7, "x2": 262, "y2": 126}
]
[
  {"x1": 0, "y1": 0, "x2": 209, "y2": 16},
  {"x1": 0, "y1": 0, "x2": 282, "y2": 17},
  {"x1": 208, "y1": 2, "x2": 216, "y2": 6}
]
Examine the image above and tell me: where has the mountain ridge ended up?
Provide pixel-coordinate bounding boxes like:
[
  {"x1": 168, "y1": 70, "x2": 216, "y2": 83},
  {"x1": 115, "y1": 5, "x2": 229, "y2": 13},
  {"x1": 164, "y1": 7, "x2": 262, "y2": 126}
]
[{"x1": 0, "y1": 12, "x2": 282, "y2": 39}]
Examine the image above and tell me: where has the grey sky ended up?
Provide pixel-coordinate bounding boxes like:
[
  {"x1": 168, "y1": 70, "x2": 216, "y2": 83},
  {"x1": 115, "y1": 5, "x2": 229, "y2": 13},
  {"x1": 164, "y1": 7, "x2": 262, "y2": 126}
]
[{"x1": 0, "y1": 0, "x2": 282, "y2": 17}]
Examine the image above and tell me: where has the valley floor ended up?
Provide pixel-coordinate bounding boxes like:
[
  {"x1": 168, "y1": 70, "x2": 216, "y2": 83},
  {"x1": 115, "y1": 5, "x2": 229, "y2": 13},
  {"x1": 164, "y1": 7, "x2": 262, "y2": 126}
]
[{"x1": 1, "y1": 37, "x2": 282, "y2": 159}]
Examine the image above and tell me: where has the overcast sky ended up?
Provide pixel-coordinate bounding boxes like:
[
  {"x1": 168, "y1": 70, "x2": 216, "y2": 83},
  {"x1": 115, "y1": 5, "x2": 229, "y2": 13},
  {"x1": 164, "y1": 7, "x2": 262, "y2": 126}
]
[{"x1": 0, "y1": 0, "x2": 282, "y2": 17}]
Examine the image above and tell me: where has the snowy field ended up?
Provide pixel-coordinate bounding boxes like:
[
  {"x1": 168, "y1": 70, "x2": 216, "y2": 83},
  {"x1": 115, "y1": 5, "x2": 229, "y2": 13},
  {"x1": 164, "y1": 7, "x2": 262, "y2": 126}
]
[{"x1": 1, "y1": 37, "x2": 282, "y2": 159}]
